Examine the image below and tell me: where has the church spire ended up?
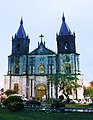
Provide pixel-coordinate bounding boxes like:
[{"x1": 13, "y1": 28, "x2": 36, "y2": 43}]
[
  {"x1": 16, "y1": 18, "x2": 26, "y2": 39},
  {"x1": 20, "y1": 17, "x2": 23, "y2": 25},
  {"x1": 62, "y1": 13, "x2": 65, "y2": 22},
  {"x1": 59, "y1": 13, "x2": 72, "y2": 36}
]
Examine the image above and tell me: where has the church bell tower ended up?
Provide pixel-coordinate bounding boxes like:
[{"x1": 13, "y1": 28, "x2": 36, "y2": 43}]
[
  {"x1": 56, "y1": 14, "x2": 80, "y2": 75},
  {"x1": 56, "y1": 14, "x2": 76, "y2": 54},
  {"x1": 56, "y1": 14, "x2": 84, "y2": 99},
  {"x1": 8, "y1": 18, "x2": 30, "y2": 76},
  {"x1": 12, "y1": 18, "x2": 30, "y2": 55}
]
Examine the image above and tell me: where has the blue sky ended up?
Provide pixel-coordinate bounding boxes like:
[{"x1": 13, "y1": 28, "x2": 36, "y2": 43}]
[{"x1": 0, "y1": 0, "x2": 93, "y2": 88}]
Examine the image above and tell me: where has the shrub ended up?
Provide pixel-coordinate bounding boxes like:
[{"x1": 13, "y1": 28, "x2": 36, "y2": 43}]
[
  {"x1": 2, "y1": 95, "x2": 24, "y2": 111},
  {"x1": 4, "y1": 89, "x2": 17, "y2": 97},
  {"x1": 13, "y1": 102, "x2": 24, "y2": 111}
]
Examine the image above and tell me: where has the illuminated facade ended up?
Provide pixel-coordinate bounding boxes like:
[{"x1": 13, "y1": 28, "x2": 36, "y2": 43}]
[{"x1": 4, "y1": 15, "x2": 84, "y2": 100}]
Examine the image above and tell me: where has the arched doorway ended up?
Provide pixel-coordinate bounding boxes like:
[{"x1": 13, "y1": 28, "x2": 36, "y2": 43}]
[
  {"x1": 14, "y1": 83, "x2": 19, "y2": 93},
  {"x1": 36, "y1": 83, "x2": 46, "y2": 101}
]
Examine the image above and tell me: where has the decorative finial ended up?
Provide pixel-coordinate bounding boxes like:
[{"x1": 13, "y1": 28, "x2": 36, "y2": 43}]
[
  {"x1": 12, "y1": 35, "x2": 13, "y2": 40},
  {"x1": 38, "y1": 42, "x2": 39, "y2": 47},
  {"x1": 15, "y1": 34, "x2": 16, "y2": 38},
  {"x1": 44, "y1": 41, "x2": 45, "y2": 46},
  {"x1": 69, "y1": 30, "x2": 71, "y2": 34},
  {"x1": 62, "y1": 12, "x2": 65, "y2": 22},
  {"x1": 73, "y1": 32, "x2": 75, "y2": 38},
  {"x1": 20, "y1": 17, "x2": 23, "y2": 25}
]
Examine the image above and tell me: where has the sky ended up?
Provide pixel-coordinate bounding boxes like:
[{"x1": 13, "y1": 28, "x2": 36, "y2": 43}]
[{"x1": 0, "y1": 0, "x2": 93, "y2": 88}]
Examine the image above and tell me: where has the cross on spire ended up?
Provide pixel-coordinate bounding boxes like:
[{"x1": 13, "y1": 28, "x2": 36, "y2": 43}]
[{"x1": 39, "y1": 34, "x2": 44, "y2": 41}]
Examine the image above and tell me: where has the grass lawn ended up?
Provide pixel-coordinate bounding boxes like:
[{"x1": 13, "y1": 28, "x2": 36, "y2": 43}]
[
  {"x1": 0, "y1": 108, "x2": 93, "y2": 120},
  {"x1": 66, "y1": 103, "x2": 93, "y2": 108}
]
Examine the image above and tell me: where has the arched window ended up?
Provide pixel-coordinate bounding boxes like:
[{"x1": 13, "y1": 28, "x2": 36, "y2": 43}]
[
  {"x1": 15, "y1": 65, "x2": 19, "y2": 74},
  {"x1": 66, "y1": 64, "x2": 71, "y2": 74},
  {"x1": 39, "y1": 64, "x2": 45, "y2": 73},
  {"x1": 16, "y1": 43, "x2": 20, "y2": 53},
  {"x1": 14, "y1": 83, "x2": 19, "y2": 93}
]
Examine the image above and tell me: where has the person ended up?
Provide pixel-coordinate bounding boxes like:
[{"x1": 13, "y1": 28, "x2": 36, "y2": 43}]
[
  {"x1": 66, "y1": 96, "x2": 70, "y2": 104},
  {"x1": 61, "y1": 101, "x2": 66, "y2": 107}
]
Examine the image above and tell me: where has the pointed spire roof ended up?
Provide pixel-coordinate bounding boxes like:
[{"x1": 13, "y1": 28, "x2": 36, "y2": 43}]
[
  {"x1": 16, "y1": 18, "x2": 26, "y2": 39},
  {"x1": 59, "y1": 13, "x2": 72, "y2": 36}
]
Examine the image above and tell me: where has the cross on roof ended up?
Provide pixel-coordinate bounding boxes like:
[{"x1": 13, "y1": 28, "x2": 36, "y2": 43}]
[{"x1": 39, "y1": 34, "x2": 44, "y2": 41}]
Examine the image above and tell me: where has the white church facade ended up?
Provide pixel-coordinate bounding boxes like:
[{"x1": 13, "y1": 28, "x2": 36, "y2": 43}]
[{"x1": 4, "y1": 14, "x2": 84, "y2": 100}]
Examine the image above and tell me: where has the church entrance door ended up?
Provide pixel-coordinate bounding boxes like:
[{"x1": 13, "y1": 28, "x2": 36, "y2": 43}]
[{"x1": 37, "y1": 84, "x2": 46, "y2": 101}]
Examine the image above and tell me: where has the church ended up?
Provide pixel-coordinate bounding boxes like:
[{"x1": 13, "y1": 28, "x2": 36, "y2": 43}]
[{"x1": 4, "y1": 14, "x2": 84, "y2": 100}]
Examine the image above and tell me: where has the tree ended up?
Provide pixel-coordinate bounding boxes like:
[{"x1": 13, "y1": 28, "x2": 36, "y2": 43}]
[
  {"x1": 48, "y1": 73, "x2": 81, "y2": 99},
  {"x1": 90, "y1": 81, "x2": 93, "y2": 87},
  {"x1": 4, "y1": 89, "x2": 17, "y2": 97},
  {"x1": 84, "y1": 81, "x2": 93, "y2": 98},
  {"x1": 84, "y1": 87, "x2": 93, "y2": 98}
]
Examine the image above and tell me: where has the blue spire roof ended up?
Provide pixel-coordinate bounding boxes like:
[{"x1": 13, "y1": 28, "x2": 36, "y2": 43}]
[
  {"x1": 16, "y1": 18, "x2": 26, "y2": 39},
  {"x1": 59, "y1": 14, "x2": 72, "y2": 36}
]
